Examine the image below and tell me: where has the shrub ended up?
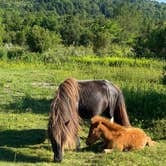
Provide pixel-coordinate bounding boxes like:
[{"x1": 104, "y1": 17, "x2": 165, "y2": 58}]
[
  {"x1": 26, "y1": 25, "x2": 60, "y2": 53},
  {"x1": 162, "y1": 66, "x2": 166, "y2": 85},
  {"x1": 149, "y1": 119, "x2": 166, "y2": 139},
  {"x1": 0, "y1": 46, "x2": 25, "y2": 60},
  {"x1": 0, "y1": 47, "x2": 7, "y2": 60},
  {"x1": 108, "y1": 44, "x2": 135, "y2": 57},
  {"x1": 7, "y1": 47, "x2": 24, "y2": 59},
  {"x1": 41, "y1": 45, "x2": 95, "y2": 63}
]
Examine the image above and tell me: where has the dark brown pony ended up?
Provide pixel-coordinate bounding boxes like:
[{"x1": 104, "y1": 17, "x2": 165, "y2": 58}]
[
  {"x1": 86, "y1": 116, "x2": 156, "y2": 153},
  {"x1": 48, "y1": 77, "x2": 130, "y2": 162}
]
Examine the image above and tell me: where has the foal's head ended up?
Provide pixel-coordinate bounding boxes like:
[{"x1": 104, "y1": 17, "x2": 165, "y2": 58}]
[{"x1": 86, "y1": 120, "x2": 102, "y2": 145}]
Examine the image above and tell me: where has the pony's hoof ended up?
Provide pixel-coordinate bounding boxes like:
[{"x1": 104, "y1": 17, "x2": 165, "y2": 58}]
[
  {"x1": 75, "y1": 147, "x2": 81, "y2": 152},
  {"x1": 54, "y1": 156, "x2": 62, "y2": 162}
]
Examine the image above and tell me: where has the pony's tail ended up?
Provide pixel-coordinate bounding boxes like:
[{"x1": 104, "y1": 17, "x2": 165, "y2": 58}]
[{"x1": 114, "y1": 92, "x2": 131, "y2": 127}]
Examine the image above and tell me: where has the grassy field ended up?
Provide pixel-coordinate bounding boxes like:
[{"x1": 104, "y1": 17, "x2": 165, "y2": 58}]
[{"x1": 0, "y1": 58, "x2": 166, "y2": 166}]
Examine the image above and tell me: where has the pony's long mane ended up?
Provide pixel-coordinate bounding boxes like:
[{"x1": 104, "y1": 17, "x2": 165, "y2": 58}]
[
  {"x1": 48, "y1": 78, "x2": 80, "y2": 149},
  {"x1": 91, "y1": 116, "x2": 126, "y2": 132}
]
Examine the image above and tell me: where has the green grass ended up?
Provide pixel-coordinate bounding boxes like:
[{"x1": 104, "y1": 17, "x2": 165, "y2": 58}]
[{"x1": 0, "y1": 58, "x2": 166, "y2": 165}]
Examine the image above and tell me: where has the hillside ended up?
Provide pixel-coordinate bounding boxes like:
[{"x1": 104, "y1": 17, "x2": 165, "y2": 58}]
[
  {"x1": 0, "y1": 0, "x2": 165, "y2": 59},
  {"x1": 0, "y1": 0, "x2": 166, "y2": 19}
]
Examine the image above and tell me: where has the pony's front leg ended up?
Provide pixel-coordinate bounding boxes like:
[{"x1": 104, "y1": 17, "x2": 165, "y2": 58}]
[{"x1": 75, "y1": 136, "x2": 81, "y2": 151}]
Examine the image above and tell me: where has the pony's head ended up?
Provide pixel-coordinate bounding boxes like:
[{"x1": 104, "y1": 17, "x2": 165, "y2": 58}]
[
  {"x1": 86, "y1": 116, "x2": 103, "y2": 145},
  {"x1": 48, "y1": 78, "x2": 80, "y2": 162},
  {"x1": 48, "y1": 110, "x2": 66, "y2": 162}
]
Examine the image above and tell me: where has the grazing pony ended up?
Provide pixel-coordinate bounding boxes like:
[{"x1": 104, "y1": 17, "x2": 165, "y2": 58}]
[
  {"x1": 48, "y1": 77, "x2": 130, "y2": 162},
  {"x1": 86, "y1": 116, "x2": 156, "y2": 153}
]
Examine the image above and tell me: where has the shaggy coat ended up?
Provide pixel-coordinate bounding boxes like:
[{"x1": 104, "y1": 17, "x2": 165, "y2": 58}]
[{"x1": 86, "y1": 116, "x2": 156, "y2": 153}]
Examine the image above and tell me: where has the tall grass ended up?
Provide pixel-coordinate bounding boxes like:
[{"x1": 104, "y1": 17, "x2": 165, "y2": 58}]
[{"x1": 70, "y1": 56, "x2": 164, "y2": 68}]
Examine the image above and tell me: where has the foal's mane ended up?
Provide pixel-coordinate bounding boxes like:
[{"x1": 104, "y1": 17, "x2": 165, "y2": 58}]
[
  {"x1": 91, "y1": 116, "x2": 126, "y2": 132},
  {"x1": 48, "y1": 78, "x2": 80, "y2": 148}
]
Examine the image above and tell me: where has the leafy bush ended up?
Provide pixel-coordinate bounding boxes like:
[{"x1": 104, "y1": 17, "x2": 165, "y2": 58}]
[
  {"x1": 41, "y1": 46, "x2": 67, "y2": 63},
  {"x1": 162, "y1": 66, "x2": 166, "y2": 84},
  {"x1": 7, "y1": 47, "x2": 24, "y2": 59},
  {"x1": 0, "y1": 46, "x2": 25, "y2": 60},
  {"x1": 26, "y1": 25, "x2": 60, "y2": 53},
  {"x1": 108, "y1": 44, "x2": 135, "y2": 57},
  {"x1": 149, "y1": 119, "x2": 166, "y2": 139},
  {"x1": 21, "y1": 52, "x2": 41, "y2": 62},
  {"x1": 41, "y1": 45, "x2": 94, "y2": 63},
  {"x1": 0, "y1": 47, "x2": 7, "y2": 59}
]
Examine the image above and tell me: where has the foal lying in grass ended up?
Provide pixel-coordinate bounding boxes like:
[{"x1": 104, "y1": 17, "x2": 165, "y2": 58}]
[{"x1": 86, "y1": 116, "x2": 156, "y2": 153}]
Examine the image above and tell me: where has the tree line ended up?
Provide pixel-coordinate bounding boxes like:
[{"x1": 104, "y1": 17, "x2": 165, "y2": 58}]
[{"x1": 0, "y1": 0, "x2": 165, "y2": 59}]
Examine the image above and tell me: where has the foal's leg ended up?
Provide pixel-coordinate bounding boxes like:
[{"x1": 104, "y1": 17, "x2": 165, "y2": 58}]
[
  {"x1": 104, "y1": 143, "x2": 124, "y2": 153},
  {"x1": 104, "y1": 142, "x2": 114, "y2": 153},
  {"x1": 104, "y1": 149, "x2": 114, "y2": 153},
  {"x1": 112, "y1": 142, "x2": 124, "y2": 152}
]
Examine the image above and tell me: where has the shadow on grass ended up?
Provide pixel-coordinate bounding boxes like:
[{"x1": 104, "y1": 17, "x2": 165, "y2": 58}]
[
  {"x1": 123, "y1": 88, "x2": 166, "y2": 128},
  {"x1": 0, "y1": 129, "x2": 49, "y2": 163},
  {"x1": 0, "y1": 147, "x2": 49, "y2": 162},
  {"x1": 0, "y1": 129, "x2": 46, "y2": 147},
  {"x1": 81, "y1": 141, "x2": 104, "y2": 153},
  {"x1": 2, "y1": 96, "x2": 52, "y2": 114},
  {"x1": 2, "y1": 87, "x2": 166, "y2": 127}
]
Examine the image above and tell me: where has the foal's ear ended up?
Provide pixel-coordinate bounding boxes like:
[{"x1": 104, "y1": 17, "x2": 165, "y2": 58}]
[
  {"x1": 91, "y1": 115, "x2": 101, "y2": 124},
  {"x1": 99, "y1": 121, "x2": 102, "y2": 125}
]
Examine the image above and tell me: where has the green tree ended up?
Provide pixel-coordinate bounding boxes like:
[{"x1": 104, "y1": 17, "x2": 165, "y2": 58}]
[
  {"x1": 135, "y1": 22, "x2": 166, "y2": 58},
  {"x1": 116, "y1": 4, "x2": 144, "y2": 46},
  {"x1": 26, "y1": 25, "x2": 60, "y2": 53},
  {"x1": 146, "y1": 22, "x2": 166, "y2": 57},
  {"x1": 0, "y1": 16, "x2": 5, "y2": 45},
  {"x1": 60, "y1": 15, "x2": 82, "y2": 46},
  {"x1": 15, "y1": 30, "x2": 26, "y2": 46},
  {"x1": 91, "y1": 17, "x2": 122, "y2": 55}
]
